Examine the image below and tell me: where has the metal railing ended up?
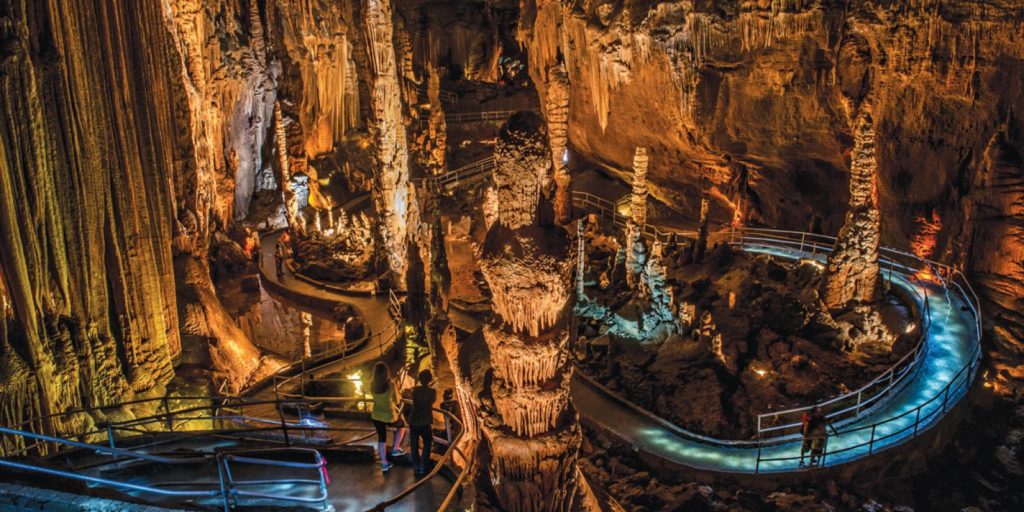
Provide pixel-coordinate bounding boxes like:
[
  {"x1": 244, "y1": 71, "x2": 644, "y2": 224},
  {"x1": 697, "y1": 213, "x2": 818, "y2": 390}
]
[
  {"x1": 410, "y1": 80, "x2": 459, "y2": 105},
  {"x1": 0, "y1": 393, "x2": 468, "y2": 511},
  {"x1": 445, "y1": 110, "x2": 517, "y2": 124},
  {"x1": 413, "y1": 156, "x2": 495, "y2": 191},
  {"x1": 572, "y1": 191, "x2": 696, "y2": 244},
  {"x1": 571, "y1": 191, "x2": 983, "y2": 472}
]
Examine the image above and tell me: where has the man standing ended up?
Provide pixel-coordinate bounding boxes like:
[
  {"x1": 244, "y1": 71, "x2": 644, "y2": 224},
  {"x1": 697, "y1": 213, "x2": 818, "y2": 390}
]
[{"x1": 409, "y1": 370, "x2": 437, "y2": 475}]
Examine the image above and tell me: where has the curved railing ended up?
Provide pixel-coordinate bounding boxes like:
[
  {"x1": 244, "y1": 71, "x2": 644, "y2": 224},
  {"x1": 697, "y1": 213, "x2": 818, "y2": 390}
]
[
  {"x1": 570, "y1": 191, "x2": 983, "y2": 472},
  {"x1": 0, "y1": 393, "x2": 468, "y2": 511},
  {"x1": 445, "y1": 110, "x2": 517, "y2": 123}
]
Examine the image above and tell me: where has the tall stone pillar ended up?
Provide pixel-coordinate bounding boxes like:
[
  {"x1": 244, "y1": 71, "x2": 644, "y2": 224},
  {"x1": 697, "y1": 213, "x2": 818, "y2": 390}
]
[
  {"x1": 625, "y1": 147, "x2": 649, "y2": 287},
  {"x1": 427, "y1": 66, "x2": 448, "y2": 175},
  {"x1": 544, "y1": 64, "x2": 572, "y2": 224},
  {"x1": 476, "y1": 112, "x2": 594, "y2": 511},
  {"x1": 824, "y1": 108, "x2": 881, "y2": 309},
  {"x1": 362, "y1": 0, "x2": 410, "y2": 288}
]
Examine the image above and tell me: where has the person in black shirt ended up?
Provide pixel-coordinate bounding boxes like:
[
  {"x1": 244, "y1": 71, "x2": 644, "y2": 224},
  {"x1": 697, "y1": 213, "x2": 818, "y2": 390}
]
[{"x1": 409, "y1": 369, "x2": 437, "y2": 475}]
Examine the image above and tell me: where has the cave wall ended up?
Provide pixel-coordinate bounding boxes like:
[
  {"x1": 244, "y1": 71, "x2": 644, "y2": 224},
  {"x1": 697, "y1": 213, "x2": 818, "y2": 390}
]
[
  {"x1": 0, "y1": 0, "x2": 183, "y2": 435},
  {"x1": 520, "y1": 0, "x2": 1024, "y2": 379}
]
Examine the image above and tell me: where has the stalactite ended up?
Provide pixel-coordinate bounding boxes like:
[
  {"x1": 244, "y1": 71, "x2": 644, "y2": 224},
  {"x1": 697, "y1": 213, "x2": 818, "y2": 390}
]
[
  {"x1": 824, "y1": 108, "x2": 881, "y2": 310},
  {"x1": 362, "y1": 0, "x2": 411, "y2": 288}
]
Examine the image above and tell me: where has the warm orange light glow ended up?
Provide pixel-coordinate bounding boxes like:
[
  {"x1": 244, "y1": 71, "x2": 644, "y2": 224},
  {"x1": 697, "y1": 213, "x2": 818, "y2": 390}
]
[{"x1": 910, "y1": 210, "x2": 942, "y2": 260}]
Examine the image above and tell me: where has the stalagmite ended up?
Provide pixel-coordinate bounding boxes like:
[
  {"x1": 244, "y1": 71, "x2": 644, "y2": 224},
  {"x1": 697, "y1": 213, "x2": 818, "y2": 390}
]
[
  {"x1": 625, "y1": 148, "x2": 649, "y2": 287},
  {"x1": 544, "y1": 64, "x2": 572, "y2": 224},
  {"x1": 473, "y1": 112, "x2": 596, "y2": 512},
  {"x1": 362, "y1": 0, "x2": 411, "y2": 288},
  {"x1": 824, "y1": 108, "x2": 881, "y2": 310},
  {"x1": 693, "y1": 192, "x2": 710, "y2": 263}
]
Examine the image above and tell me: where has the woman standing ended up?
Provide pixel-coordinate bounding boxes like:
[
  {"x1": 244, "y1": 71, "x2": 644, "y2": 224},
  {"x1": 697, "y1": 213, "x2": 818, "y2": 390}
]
[{"x1": 371, "y1": 362, "x2": 407, "y2": 471}]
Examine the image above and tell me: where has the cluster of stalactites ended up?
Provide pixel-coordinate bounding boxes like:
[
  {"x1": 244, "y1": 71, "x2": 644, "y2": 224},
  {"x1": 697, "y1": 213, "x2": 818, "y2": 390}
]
[
  {"x1": 482, "y1": 252, "x2": 572, "y2": 337},
  {"x1": 481, "y1": 425, "x2": 583, "y2": 512},
  {"x1": 824, "y1": 108, "x2": 881, "y2": 310},
  {"x1": 493, "y1": 384, "x2": 569, "y2": 438},
  {"x1": 484, "y1": 324, "x2": 568, "y2": 389}
]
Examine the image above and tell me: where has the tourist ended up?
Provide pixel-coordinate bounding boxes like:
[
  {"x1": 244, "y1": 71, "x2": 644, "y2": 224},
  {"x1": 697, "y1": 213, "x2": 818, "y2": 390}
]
[
  {"x1": 800, "y1": 406, "x2": 836, "y2": 467},
  {"x1": 440, "y1": 388, "x2": 460, "y2": 441},
  {"x1": 799, "y1": 406, "x2": 821, "y2": 467},
  {"x1": 409, "y1": 369, "x2": 437, "y2": 475},
  {"x1": 370, "y1": 361, "x2": 407, "y2": 472},
  {"x1": 274, "y1": 238, "x2": 287, "y2": 278}
]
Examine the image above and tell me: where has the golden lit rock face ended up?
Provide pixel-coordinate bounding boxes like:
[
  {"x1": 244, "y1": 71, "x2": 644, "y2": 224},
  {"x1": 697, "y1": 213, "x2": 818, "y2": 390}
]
[
  {"x1": 493, "y1": 113, "x2": 552, "y2": 230},
  {"x1": 363, "y1": 0, "x2": 411, "y2": 287},
  {"x1": 0, "y1": 0, "x2": 182, "y2": 436},
  {"x1": 824, "y1": 109, "x2": 881, "y2": 310},
  {"x1": 544, "y1": 64, "x2": 572, "y2": 224}
]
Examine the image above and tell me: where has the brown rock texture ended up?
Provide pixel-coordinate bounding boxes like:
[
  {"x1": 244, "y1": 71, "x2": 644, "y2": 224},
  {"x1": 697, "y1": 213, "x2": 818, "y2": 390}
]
[
  {"x1": 471, "y1": 114, "x2": 596, "y2": 512},
  {"x1": 362, "y1": 0, "x2": 411, "y2": 287},
  {"x1": 493, "y1": 112, "x2": 552, "y2": 230},
  {"x1": 824, "y1": 109, "x2": 881, "y2": 310},
  {"x1": 544, "y1": 64, "x2": 573, "y2": 224},
  {"x1": 0, "y1": 0, "x2": 183, "y2": 439}
]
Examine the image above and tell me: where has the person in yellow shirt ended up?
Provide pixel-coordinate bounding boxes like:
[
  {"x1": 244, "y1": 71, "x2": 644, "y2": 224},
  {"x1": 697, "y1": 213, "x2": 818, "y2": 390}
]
[{"x1": 370, "y1": 362, "x2": 407, "y2": 471}]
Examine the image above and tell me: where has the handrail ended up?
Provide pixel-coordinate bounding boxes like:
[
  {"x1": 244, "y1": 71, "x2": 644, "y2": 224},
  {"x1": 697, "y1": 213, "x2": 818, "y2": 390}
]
[
  {"x1": 571, "y1": 189, "x2": 983, "y2": 472},
  {"x1": 1, "y1": 395, "x2": 467, "y2": 510},
  {"x1": 413, "y1": 156, "x2": 495, "y2": 191},
  {"x1": 445, "y1": 110, "x2": 517, "y2": 123}
]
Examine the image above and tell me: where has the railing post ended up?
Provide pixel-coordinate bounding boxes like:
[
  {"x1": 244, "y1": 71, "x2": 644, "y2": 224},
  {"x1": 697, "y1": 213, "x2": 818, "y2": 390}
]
[
  {"x1": 942, "y1": 384, "x2": 951, "y2": 413},
  {"x1": 799, "y1": 232, "x2": 806, "y2": 253},
  {"x1": 107, "y1": 424, "x2": 115, "y2": 450},
  {"x1": 755, "y1": 443, "x2": 762, "y2": 474},
  {"x1": 868, "y1": 424, "x2": 876, "y2": 454},
  {"x1": 278, "y1": 401, "x2": 291, "y2": 447},
  {"x1": 216, "y1": 453, "x2": 231, "y2": 512},
  {"x1": 913, "y1": 407, "x2": 922, "y2": 435},
  {"x1": 855, "y1": 390, "x2": 862, "y2": 415}
]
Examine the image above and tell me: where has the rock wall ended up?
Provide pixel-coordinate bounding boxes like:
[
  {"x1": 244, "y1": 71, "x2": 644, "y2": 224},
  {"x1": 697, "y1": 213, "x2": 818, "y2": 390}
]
[{"x1": 0, "y1": 0, "x2": 183, "y2": 438}]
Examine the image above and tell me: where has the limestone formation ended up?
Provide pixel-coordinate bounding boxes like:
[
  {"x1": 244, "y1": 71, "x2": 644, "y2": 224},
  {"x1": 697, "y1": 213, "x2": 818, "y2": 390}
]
[
  {"x1": 362, "y1": 0, "x2": 412, "y2": 288},
  {"x1": 426, "y1": 66, "x2": 448, "y2": 175},
  {"x1": 824, "y1": 109, "x2": 880, "y2": 310},
  {"x1": 693, "y1": 192, "x2": 710, "y2": 263},
  {"x1": 473, "y1": 114, "x2": 595, "y2": 512},
  {"x1": 492, "y1": 113, "x2": 552, "y2": 230},
  {"x1": 544, "y1": 64, "x2": 572, "y2": 224},
  {"x1": 625, "y1": 148, "x2": 650, "y2": 287}
]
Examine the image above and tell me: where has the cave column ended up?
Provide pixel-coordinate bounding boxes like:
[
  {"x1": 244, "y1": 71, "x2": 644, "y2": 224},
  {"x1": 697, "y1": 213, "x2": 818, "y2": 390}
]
[
  {"x1": 544, "y1": 64, "x2": 572, "y2": 224},
  {"x1": 625, "y1": 147, "x2": 649, "y2": 288},
  {"x1": 824, "y1": 108, "x2": 881, "y2": 310},
  {"x1": 476, "y1": 113, "x2": 596, "y2": 511},
  {"x1": 362, "y1": 0, "x2": 411, "y2": 288},
  {"x1": 427, "y1": 66, "x2": 448, "y2": 175}
]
